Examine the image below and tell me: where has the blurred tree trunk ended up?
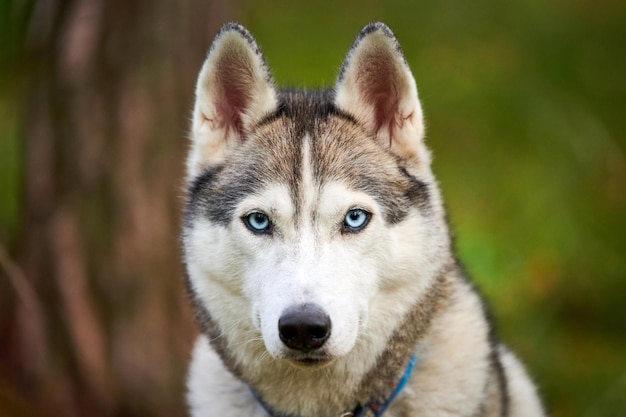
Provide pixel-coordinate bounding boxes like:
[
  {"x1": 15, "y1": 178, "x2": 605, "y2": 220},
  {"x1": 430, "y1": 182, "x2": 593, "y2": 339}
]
[{"x1": 3, "y1": 1, "x2": 234, "y2": 416}]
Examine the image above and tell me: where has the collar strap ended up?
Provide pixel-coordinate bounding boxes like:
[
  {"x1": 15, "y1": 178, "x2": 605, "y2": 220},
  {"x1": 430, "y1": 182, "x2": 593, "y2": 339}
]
[{"x1": 252, "y1": 354, "x2": 418, "y2": 417}]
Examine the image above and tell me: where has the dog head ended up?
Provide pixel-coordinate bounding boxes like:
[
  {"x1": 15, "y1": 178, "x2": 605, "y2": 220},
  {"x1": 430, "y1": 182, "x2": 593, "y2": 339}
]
[{"x1": 184, "y1": 22, "x2": 449, "y2": 369}]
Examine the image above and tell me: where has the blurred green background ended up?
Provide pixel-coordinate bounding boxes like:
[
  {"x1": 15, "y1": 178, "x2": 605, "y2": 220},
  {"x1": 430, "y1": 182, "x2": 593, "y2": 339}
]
[{"x1": 1, "y1": 0, "x2": 625, "y2": 416}]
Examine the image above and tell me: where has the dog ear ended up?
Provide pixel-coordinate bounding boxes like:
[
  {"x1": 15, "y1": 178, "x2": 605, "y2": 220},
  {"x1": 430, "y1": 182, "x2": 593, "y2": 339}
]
[
  {"x1": 189, "y1": 23, "x2": 277, "y2": 178},
  {"x1": 335, "y1": 23, "x2": 427, "y2": 164}
]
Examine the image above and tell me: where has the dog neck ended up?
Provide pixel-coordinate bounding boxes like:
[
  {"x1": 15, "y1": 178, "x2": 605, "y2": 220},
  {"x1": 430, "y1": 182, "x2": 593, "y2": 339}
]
[{"x1": 251, "y1": 354, "x2": 418, "y2": 417}]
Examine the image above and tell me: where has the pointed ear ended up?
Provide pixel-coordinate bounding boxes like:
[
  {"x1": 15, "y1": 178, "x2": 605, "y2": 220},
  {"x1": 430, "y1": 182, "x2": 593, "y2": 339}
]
[
  {"x1": 188, "y1": 23, "x2": 277, "y2": 178},
  {"x1": 335, "y1": 23, "x2": 427, "y2": 164}
]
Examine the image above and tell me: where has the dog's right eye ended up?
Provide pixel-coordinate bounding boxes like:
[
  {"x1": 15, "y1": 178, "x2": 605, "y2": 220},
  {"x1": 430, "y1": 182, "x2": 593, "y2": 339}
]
[
  {"x1": 343, "y1": 208, "x2": 371, "y2": 233},
  {"x1": 243, "y1": 212, "x2": 272, "y2": 234}
]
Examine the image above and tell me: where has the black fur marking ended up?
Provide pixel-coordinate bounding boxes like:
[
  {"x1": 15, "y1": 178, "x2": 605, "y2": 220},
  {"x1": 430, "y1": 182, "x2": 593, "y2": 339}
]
[
  {"x1": 482, "y1": 296, "x2": 510, "y2": 415},
  {"x1": 186, "y1": 153, "x2": 273, "y2": 228},
  {"x1": 257, "y1": 89, "x2": 358, "y2": 130},
  {"x1": 312, "y1": 159, "x2": 430, "y2": 226},
  {"x1": 485, "y1": 309, "x2": 510, "y2": 417},
  {"x1": 188, "y1": 165, "x2": 224, "y2": 203},
  {"x1": 399, "y1": 166, "x2": 431, "y2": 211},
  {"x1": 185, "y1": 165, "x2": 224, "y2": 226},
  {"x1": 351, "y1": 175, "x2": 414, "y2": 225},
  {"x1": 490, "y1": 345, "x2": 511, "y2": 417}
]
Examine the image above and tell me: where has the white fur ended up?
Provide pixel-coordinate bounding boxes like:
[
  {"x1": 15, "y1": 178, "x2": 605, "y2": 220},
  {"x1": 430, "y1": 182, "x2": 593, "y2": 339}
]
[
  {"x1": 187, "y1": 337, "x2": 266, "y2": 417},
  {"x1": 185, "y1": 174, "x2": 439, "y2": 362},
  {"x1": 185, "y1": 141, "x2": 446, "y2": 416},
  {"x1": 500, "y1": 347, "x2": 545, "y2": 417}
]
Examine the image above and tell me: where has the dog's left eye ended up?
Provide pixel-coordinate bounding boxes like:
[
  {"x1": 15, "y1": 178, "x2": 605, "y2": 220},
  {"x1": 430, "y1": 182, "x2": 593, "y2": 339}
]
[
  {"x1": 244, "y1": 212, "x2": 272, "y2": 234},
  {"x1": 343, "y1": 209, "x2": 371, "y2": 233}
]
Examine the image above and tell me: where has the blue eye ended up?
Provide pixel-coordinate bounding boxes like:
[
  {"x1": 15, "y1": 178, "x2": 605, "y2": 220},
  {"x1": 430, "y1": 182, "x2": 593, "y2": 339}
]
[
  {"x1": 343, "y1": 209, "x2": 371, "y2": 232},
  {"x1": 244, "y1": 212, "x2": 271, "y2": 233}
]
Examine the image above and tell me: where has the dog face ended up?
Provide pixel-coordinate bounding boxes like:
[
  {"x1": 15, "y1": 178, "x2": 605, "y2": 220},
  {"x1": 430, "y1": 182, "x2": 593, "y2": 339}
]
[{"x1": 184, "y1": 23, "x2": 447, "y2": 368}]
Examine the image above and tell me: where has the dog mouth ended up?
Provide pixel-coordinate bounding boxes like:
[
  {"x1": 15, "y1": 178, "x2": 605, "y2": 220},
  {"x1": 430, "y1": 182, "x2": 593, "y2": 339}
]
[{"x1": 284, "y1": 354, "x2": 333, "y2": 369}]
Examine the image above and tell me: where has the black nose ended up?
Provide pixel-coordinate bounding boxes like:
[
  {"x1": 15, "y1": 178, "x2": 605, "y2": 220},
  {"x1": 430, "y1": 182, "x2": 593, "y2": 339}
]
[{"x1": 278, "y1": 304, "x2": 331, "y2": 351}]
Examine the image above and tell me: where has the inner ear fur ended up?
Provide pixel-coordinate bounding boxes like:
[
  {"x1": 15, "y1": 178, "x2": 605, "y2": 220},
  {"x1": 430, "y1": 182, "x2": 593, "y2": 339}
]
[
  {"x1": 335, "y1": 23, "x2": 427, "y2": 164},
  {"x1": 188, "y1": 23, "x2": 277, "y2": 178}
]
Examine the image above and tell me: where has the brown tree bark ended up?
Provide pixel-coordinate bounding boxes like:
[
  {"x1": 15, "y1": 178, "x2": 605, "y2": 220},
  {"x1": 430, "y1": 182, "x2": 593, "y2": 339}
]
[{"x1": 2, "y1": 1, "x2": 234, "y2": 415}]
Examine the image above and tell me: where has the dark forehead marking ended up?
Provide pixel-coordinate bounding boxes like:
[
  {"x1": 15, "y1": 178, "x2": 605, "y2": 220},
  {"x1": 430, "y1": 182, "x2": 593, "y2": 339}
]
[
  {"x1": 255, "y1": 89, "x2": 360, "y2": 220},
  {"x1": 309, "y1": 122, "x2": 431, "y2": 224},
  {"x1": 186, "y1": 89, "x2": 430, "y2": 228},
  {"x1": 256, "y1": 89, "x2": 358, "y2": 130},
  {"x1": 185, "y1": 165, "x2": 224, "y2": 226},
  {"x1": 399, "y1": 166, "x2": 431, "y2": 212},
  {"x1": 185, "y1": 159, "x2": 268, "y2": 227},
  {"x1": 186, "y1": 90, "x2": 351, "y2": 227}
]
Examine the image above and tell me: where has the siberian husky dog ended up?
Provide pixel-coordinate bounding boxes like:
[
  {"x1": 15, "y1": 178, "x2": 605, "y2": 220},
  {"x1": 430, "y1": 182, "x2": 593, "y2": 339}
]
[{"x1": 182, "y1": 22, "x2": 545, "y2": 417}]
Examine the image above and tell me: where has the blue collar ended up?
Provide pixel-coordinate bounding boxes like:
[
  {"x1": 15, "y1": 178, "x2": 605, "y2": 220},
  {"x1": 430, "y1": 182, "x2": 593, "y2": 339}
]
[{"x1": 252, "y1": 354, "x2": 418, "y2": 417}]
